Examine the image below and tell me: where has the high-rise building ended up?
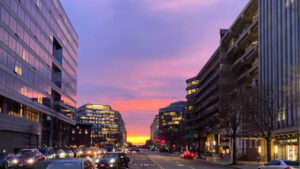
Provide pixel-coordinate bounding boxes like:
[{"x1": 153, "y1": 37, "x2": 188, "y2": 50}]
[
  {"x1": 76, "y1": 104, "x2": 127, "y2": 147},
  {"x1": 184, "y1": 0, "x2": 299, "y2": 161},
  {"x1": 258, "y1": 0, "x2": 299, "y2": 161},
  {"x1": 150, "y1": 115, "x2": 159, "y2": 141},
  {"x1": 158, "y1": 101, "x2": 186, "y2": 145},
  {"x1": 0, "y1": 0, "x2": 78, "y2": 151},
  {"x1": 184, "y1": 48, "x2": 221, "y2": 154}
]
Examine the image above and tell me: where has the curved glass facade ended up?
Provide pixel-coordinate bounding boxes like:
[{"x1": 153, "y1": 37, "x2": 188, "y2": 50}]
[{"x1": 76, "y1": 104, "x2": 127, "y2": 147}]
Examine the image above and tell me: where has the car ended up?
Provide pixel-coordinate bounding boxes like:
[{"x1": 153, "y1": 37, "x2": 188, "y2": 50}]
[
  {"x1": 73, "y1": 149, "x2": 83, "y2": 158},
  {"x1": 65, "y1": 150, "x2": 74, "y2": 158},
  {"x1": 39, "y1": 148, "x2": 56, "y2": 159},
  {"x1": 96, "y1": 152, "x2": 130, "y2": 169},
  {"x1": 15, "y1": 149, "x2": 46, "y2": 168},
  {"x1": 180, "y1": 151, "x2": 194, "y2": 159},
  {"x1": 91, "y1": 148, "x2": 99, "y2": 156},
  {"x1": 0, "y1": 153, "x2": 18, "y2": 169},
  {"x1": 33, "y1": 158, "x2": 94, "y2": 169},
  {"x1": 258, "y1": 160, "x2": 300, "y2": 169},
  {"x1": 82, "y1": 148, "x2": 92, "y2": 157},
  {"x1": 159, "y1": 149, "x2": 168, "y2": 153},
  {"x1": 55, "y1": 149, "x2": 66, "y2": 159}
]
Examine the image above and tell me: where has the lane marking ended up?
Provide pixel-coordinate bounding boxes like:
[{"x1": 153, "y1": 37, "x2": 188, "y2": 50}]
[
  {"x1": 147, "y1": 154, "x2": 165, "y2": 169},
  {"x1": 177, "y1": 164, "x2": 184, "y2": 167}
]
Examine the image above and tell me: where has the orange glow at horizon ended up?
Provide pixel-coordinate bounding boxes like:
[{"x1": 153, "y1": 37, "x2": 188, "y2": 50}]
[
  {"x1": 127, "y1": 136, "x2": 150, "y2": 145},
  {"x1": 111, "y1": 99, "x2": 171, "y2": 112}
]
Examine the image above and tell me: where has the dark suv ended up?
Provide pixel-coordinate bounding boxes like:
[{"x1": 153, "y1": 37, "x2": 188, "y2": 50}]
[{"x1": 97, "y1": 152, "x2": 130, "y2": 169}]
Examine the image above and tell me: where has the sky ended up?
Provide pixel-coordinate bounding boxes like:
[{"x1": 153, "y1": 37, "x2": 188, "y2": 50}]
[{"x1": 61, "y1": 0, "x2": 248, "y2": 145}]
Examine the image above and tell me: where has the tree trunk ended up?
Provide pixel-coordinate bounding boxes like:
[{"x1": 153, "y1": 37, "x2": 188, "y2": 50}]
[
  {"x1": 266, "y1": 137, "x2": 271, "y2": 162},
  {"x1": 232, "y1": 136, "x2": 237, "y2": 165}
]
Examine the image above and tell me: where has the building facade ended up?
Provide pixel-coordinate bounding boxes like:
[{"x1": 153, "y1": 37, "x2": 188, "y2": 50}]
[
  {"x1": 158, "y1": 101, "x2": 186, "y2": 146},
  {"x1": 69, "y1": 123, "x2": 93, "y2": 148},
  {"x1": 184, "y1": 48, "x2": 221, "y2": 154},
  {"x1": 76, "y1": 104, "x2": 127, "y2": 147},
  {"x1": 150, "y1": 114, "x2": 159, "y2": 141},
  {"x1": 0, "y1": 0, "x2": 78, "y2": 152},
  {"x1": 258, "y1": 0, "x2": 299, "y2": 161},
  {"x1": 184, "y1": 0, "x2": 299, "y2": 161}
]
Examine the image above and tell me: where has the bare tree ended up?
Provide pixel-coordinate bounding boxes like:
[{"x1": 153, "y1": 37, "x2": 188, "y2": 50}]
[
  {"x1": 220, "y1": 89, "x2": 249, "y2": 165},
  {"x1": 245, "y1": 85, "x2": 286, "y2": 162}
]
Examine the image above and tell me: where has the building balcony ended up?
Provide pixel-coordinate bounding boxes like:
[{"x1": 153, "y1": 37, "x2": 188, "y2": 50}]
[
  {"x1": 195, "y1": 83, "x2": 218, "y2": 104},
  {"x1": 194, "y1": 71, "x2": 219, "y2": 97},
  {"x1": 197, "y1": 103, "x2": 219, "y2": 120},
  {"x1": 194, "y1": 58, "x2": 219, "y2": 88},
  {"x1": 194, "y1": 94, "x2": 218, "y2": 113},
  {"x1": 237, "y1": 60, "x2": 258, "y2": 81},
  {"x1": 231, "y1": 43, "x2": 258, "y2": 70}
]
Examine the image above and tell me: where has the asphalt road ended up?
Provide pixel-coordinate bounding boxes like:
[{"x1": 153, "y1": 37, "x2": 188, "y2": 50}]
[{"x1": 127, "y1": 151, "x2": 233, "y2": 169}]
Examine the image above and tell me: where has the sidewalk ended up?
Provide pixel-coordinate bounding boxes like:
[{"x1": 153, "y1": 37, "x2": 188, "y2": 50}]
[{"x1": 198, "y1": 158, "x2": 262, "y2": 169}]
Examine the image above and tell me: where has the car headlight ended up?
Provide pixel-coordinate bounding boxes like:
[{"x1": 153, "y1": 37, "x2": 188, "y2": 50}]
[
  {"x1": 12, "y1": 159, "x2": 18, "y2": 164},
  {"x1": 59, "y1": 152, "x2": 66, "y2": 158},
  {"x1": 95, "y1": 159, "x2": 99, "y2": 163},
  {"x1": 109, "y1": 158, "x2": 116, "y2": 163},
  {"x1": 27, "y1": 158, "x2": 34, "y2": 164}
]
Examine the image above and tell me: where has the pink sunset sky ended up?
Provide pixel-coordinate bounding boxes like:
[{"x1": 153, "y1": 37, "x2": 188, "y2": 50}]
[{"x1": 61, "y1": 0, "x2": 249, "y2": 144}]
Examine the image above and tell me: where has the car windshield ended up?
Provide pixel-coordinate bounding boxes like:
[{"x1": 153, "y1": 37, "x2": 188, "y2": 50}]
[
  {"x1": 39, "y1": 149, "x2": 47, "y2": 154},
  {"x1": 284, "y1": 161, "x2": 300, "y2": 166},
  {"x1": 104, "y1": 153, "x2": 118, "y2": 159},
  {"x1": 17, "y1": 152, "x2": 35, "y2": 158},
  {"x1": 34, "y1": 162, "x2": 82, "y2": 169}
]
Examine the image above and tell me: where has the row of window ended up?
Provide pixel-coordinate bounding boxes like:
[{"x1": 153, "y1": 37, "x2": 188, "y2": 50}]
[
  {"x1": 187, "y1": 80, "x2": 199, "y2": 87},
  {"x1": 0, "y1": 0, "x2": 77, "y2": 97},
  {"x1": 0, "y1": 26, "x2": 76, "y2": 107},
  {"x1": 187, "y1": 88, "x2": 199, "y2": 95}
]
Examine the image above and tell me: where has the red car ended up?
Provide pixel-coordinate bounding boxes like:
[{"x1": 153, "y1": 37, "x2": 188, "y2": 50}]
[
  {"x1": 15, "y1": 149, "x2": 46, "y2": 168},
  {"x1": 181, "y1": 151, "x2": 195, "y2": 159}
]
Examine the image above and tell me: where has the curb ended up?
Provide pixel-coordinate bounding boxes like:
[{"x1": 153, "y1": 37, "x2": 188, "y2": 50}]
[{"x1": 196, "y1": 159, "x2": 241, "y2": 169}]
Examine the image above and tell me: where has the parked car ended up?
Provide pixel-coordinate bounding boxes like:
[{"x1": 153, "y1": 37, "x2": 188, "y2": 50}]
[
  {"x1": 96, "y1": 152, "x2": 130, "y2": 169},
  {"x1": 15, "y1": 149, "x2": 46, "y2": 168},
  {"x1": 258, "y1": 160, "x2": 300, "y2": 169},
  {"x1": 0, "y1": 153, "x2": 18, "y2": 169},
  {"x1": 33, "y1": 158, "x2": 94, "y2": 169},
  {"x1": 55, "y1": 149, "x2": 66, "y2": 159},
  {"x1": 39, "y1": 147, "x2": 56, "y2": 159},
  {"x1": 159, "y1": 148, "x2": 167, "y2": 153},
  {"x1": 65, "y1": 150, "x2": 74, "y2": 158},
  {"x1": 180, "y1": 151, "x2": 194, "y2": 159}
]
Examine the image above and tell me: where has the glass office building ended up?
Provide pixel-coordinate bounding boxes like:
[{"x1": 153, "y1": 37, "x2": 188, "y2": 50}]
[
  {"x1": 0, "y1": 0, "x2": 78, "y2": 151},
  {"x1": 76, "y1": 104, "x2": 127, "y2": 147},
  {"x1": 158, "y1": 101, "x2": 186, "y2": 145}
]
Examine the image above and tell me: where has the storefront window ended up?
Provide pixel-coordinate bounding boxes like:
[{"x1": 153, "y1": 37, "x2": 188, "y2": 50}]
[{"x1": 287, "y1": 145, "x2": 298, "y2": 161}]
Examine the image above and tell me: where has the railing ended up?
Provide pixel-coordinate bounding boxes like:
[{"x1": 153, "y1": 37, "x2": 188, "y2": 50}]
[
  {"x1": 195, "y1": 71, "x2": 218, "y2": 97},
  {"x1": 195, "y1": 83, "x2": 218, "y2": 104}
]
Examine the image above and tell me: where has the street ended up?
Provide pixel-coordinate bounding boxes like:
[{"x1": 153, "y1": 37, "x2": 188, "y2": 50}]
[{"x1": 127, "y1": 151, "x2": 233, "y2": 169}]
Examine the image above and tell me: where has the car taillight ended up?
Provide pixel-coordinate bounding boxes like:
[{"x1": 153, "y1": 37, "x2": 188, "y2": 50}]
[
  {"x1": 284, "y1": 167, "x2": 291, "y2": 169},
  {"x1": 100, "y1": 163, "x2": 105, "y2": 167},
  {"x1": 191, "y1": 153, "x2": 194, "y2": 156}
]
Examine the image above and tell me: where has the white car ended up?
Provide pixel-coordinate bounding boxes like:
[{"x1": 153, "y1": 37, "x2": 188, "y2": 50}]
[{"x1": 258, "y1": 160, "x2": 300, "y2": 169}]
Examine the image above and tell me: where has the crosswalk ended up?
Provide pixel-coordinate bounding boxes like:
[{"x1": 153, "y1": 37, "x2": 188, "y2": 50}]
[{"x1": 131, "y1": 163, "x2": 157, "y2": 167}]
